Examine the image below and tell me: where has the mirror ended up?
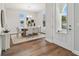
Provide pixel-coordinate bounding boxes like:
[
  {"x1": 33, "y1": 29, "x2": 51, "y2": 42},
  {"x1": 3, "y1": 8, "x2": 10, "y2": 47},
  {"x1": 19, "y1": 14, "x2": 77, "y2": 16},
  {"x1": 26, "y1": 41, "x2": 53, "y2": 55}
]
[
  {"x1": 1, "y1": 10, "x2": 5, "y2": 28},
  {"x1": 56, "y1": 3, "x2": 68, "y2": 33}
]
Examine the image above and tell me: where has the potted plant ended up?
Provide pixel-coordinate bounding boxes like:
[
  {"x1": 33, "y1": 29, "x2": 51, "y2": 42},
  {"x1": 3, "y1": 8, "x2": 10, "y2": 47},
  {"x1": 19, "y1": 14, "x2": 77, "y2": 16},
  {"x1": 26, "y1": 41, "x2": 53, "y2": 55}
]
[{"x1": 28, "y1": 21, "x2": 31, "y2": 26}]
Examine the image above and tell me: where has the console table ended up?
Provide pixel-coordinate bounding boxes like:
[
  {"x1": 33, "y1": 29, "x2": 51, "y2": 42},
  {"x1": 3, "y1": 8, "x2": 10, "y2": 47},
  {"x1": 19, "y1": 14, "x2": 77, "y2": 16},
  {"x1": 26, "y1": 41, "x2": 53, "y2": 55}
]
[
  {"x1": 0, "y1": 35, "x2": 2, "y2": 55},
  {"x1": 0, "y1": 33, "x2": 10, "y2": 55},
  {"x1": 21, "y1": 27, "x2": 41, "y2": 37}
]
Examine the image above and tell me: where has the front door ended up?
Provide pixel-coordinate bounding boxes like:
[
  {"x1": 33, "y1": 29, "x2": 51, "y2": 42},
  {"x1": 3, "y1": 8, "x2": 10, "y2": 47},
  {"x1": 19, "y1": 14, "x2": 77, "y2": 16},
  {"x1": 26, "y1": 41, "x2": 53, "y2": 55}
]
[{"x1": 54, "y1": 3, "x2": 74, "y2": 50}]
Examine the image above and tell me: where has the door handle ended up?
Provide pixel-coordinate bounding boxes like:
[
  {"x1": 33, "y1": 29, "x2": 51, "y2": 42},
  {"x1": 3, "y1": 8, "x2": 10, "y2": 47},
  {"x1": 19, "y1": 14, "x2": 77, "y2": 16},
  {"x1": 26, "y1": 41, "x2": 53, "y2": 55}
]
[{"x1": 69, "y1": 25, "x2": 72, "y2": 30}]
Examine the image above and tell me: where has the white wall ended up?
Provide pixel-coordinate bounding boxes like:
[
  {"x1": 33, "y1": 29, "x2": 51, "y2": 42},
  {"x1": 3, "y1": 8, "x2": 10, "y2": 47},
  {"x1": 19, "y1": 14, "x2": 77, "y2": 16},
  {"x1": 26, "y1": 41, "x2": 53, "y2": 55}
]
[
  {"x1": 36, "y1": 11, "x2": 43, "y2": 28},
  {"x1": 5, "y1": 9, "x2": 20, "y2": 33},
  {"x1": 45, "y1": 3, "x2": 55, "y2": 42},
  {"x1": 56, "y1": 4, "x2": 62, "y2": 32},
  {"x1": 4, "y1": 3, "x2": 45, "y2": 12},
  {"x1": 0, "y1": 3, "x2": 6, "y2": 56},
  {"x1": 70, "y1": 4, "x2": 79, "y2": 55},
  {"x1": 0, "y1": 5, "x2": 1, "y2": 33},
  {"x1": 45, "y1": 3, "x2": 74, "y2": 51},
  {"x1": 0, "y1": 3, "x2": 2, "y2": 56},
  {"x1": 36, "y1": 11, "x2": 46, "y2": 33},
  {"x1": 0, "y1": 3, "x2": 4, "y2": 32},
  {"x1": 5, "y1": 9, "x2": 38, "y2": 33},
  {"x1": 74, "y1": 4, "x2": 79, "y2": 51},
  {"x1": 0, "y1": 4, "x2": 7, "y2": 32}
]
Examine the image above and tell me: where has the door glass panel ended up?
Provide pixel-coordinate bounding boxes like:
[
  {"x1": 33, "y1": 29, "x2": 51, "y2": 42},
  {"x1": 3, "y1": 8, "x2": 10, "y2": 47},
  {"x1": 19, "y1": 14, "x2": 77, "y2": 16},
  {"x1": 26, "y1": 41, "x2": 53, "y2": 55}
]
[
  {"x1": 56, "y1": 3, "x2": 68, "y2": 33},
  {"x1": 61, "y1": 4, "x2": 68, "y2": 30}
]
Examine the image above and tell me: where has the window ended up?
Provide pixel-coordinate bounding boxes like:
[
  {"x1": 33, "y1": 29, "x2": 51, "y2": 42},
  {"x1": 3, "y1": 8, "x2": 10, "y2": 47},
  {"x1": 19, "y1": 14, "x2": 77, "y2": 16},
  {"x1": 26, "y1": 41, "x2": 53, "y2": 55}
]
[
  {"x1": 61, "y1": 4, "x2": 68, "y2": 29},
  {"x1": 19, "y1": 13, "x2": 25, "y2": 28}
]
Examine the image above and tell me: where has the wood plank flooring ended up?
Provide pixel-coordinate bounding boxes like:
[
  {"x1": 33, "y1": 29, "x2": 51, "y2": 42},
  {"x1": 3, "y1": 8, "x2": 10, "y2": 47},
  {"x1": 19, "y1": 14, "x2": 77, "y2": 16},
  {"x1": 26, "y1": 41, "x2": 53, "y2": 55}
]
[{"x1": 2, "y1": 38, "x2": 76, "y2": 56}]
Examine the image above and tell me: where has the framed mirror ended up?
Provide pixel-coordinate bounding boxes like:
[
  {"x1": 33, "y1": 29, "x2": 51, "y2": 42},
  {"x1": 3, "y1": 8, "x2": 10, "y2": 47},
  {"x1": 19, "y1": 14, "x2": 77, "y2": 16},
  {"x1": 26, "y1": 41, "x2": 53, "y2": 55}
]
[{"x1": 1, "y1": 10, "x2": 4, "y2": 28}]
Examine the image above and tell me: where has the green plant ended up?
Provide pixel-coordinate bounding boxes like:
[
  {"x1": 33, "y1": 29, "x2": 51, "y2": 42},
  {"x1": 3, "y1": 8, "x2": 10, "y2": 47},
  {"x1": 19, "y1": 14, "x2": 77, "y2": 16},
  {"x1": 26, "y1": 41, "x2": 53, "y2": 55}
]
[
  {"x1": 28, "y1": 21, "x2": 31, "y2": 24},
  {"x1": 31, "y1": 19, "x2": 34, "y2": 23},
  {"x1": 62, "y1": 16, "x2": 67, "y2": 23}
]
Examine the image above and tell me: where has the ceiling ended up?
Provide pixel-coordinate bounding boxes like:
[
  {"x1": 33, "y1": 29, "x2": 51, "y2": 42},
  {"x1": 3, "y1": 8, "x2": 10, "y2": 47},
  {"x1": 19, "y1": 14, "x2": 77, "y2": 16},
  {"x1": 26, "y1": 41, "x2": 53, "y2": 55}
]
[{"x1": 4, "y1": 3, "x2": 46, "y2": 12}]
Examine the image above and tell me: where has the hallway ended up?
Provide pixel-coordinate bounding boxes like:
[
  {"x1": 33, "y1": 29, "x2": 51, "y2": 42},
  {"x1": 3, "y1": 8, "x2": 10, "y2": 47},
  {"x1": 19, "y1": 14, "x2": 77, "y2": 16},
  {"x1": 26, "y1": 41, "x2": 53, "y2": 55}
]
[{"x1": 2, "y1": 39, "x2": 76, "y2": 56}]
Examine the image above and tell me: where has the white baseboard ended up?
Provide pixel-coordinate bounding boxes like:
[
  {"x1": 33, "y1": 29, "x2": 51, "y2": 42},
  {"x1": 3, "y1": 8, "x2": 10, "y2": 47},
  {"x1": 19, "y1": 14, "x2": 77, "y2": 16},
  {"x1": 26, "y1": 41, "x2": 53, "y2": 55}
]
[
  {"x1": 72, "y1": 50, "x2": 79, "y2": 55},
  {"x1": 45, "y1": 38, "x2": 53, "y2": 43}
]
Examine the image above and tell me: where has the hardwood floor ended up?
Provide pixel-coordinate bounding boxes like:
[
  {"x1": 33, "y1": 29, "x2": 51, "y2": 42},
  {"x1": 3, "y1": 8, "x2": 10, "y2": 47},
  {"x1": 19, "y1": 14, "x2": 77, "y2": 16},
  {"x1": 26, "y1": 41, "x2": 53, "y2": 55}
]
[{"x1": 2, "y1": 38, "x2": 76, "y2": 56}]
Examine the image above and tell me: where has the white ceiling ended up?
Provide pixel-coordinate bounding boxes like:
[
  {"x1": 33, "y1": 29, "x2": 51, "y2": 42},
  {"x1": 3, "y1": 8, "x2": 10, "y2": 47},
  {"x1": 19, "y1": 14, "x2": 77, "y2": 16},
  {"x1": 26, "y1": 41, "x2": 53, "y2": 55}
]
[{"x1": 4, "y1": 3, "x2": 46, "y2": 12}]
